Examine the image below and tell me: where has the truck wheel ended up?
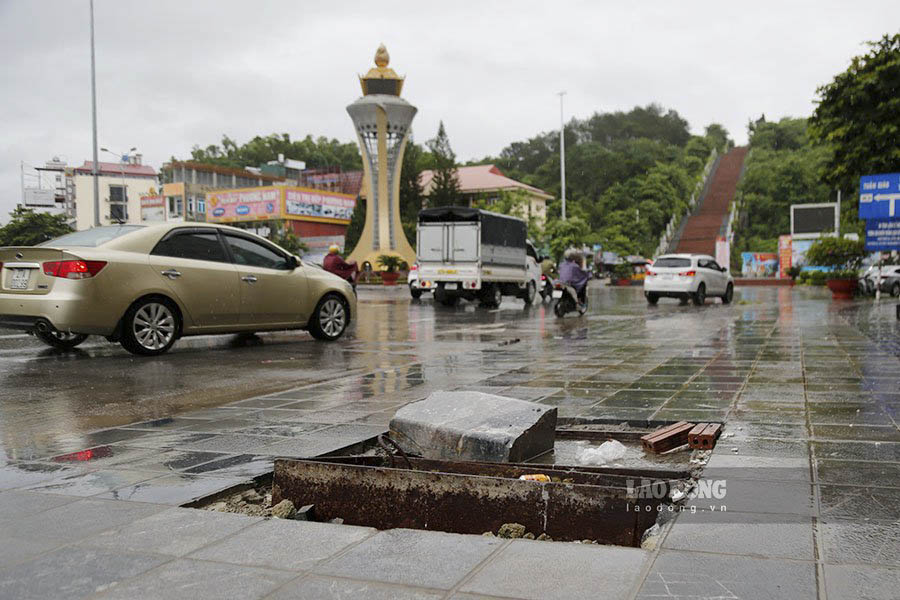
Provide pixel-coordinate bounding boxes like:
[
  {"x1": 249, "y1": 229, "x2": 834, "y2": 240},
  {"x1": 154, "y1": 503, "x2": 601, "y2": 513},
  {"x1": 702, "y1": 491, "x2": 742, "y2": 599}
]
[
  {"x1": 409, "y1": 284, "x2": 423, "y2": 299},
  {"x1": 522, "y1": 281, "x2": 536, "y2": 304},
  {"x1": 481, "y1": 284, "x2": 502, "y2": 308}
]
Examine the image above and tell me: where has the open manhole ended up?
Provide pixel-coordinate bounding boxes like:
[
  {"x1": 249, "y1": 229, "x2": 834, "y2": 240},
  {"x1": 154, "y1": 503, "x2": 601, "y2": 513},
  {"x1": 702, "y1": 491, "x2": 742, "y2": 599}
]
[{"x1": 192, "y1": 422, "x2": 703, "y2": 549}]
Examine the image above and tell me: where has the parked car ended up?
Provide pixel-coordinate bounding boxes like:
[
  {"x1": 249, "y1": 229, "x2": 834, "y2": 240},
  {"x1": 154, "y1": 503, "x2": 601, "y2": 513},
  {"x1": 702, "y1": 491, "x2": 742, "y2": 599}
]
[
  {"x1": 643, "y1": 253, "x2": 734, "y2": 305},
  {"x1": 0, "y1": 223, "x2": 356, "y2": 355},
  {"x1": 875, "y1": 265, "x2": 900, "y2": 297}
]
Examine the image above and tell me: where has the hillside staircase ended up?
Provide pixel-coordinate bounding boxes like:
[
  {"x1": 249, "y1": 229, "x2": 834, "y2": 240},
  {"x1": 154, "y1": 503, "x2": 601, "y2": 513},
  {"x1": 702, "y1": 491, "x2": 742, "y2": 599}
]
[{"x1": 673, "y1": 146, "x2": 748, "y2": 256}]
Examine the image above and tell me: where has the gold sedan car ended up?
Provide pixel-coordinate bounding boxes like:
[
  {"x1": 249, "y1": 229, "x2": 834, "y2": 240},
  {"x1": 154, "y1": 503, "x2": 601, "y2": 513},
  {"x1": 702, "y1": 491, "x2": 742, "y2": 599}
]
[{"x1": 0, "y1": 223, "x2": 356, "y2": 355}]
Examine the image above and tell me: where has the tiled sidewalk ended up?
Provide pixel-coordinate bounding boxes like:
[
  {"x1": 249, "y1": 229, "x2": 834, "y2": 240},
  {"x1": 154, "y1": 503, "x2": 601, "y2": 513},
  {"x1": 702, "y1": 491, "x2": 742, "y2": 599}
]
[{"x1": 1, "y1": 288, "x2": 898, "y2": 598}]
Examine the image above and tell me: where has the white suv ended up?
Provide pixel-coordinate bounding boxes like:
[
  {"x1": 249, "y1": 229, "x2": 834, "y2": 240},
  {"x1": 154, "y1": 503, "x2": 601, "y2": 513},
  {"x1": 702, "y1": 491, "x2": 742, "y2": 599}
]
[{"x1": 644, "y1": 254, "x2": 734, "y2": 305}]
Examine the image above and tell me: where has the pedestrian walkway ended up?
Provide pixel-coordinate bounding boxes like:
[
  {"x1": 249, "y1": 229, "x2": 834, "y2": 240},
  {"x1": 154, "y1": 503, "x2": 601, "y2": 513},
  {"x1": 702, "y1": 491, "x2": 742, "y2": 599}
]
[
  {"x1": 676, "y1": 146, "x2": 748, "y2": 256},
  {"x1": 0, "y1": 287, "x2": 898, "y2": 599}
]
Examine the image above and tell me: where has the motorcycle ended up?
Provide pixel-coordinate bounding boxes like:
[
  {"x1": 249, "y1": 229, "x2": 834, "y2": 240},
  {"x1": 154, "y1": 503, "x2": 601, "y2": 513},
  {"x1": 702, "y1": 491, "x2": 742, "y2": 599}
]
[
  {"x1": 539, "y1": 274, "x2": 555, "y2": 302},
  {"x1": 552, "y1": 281, "x2": 587, "y2": 317}
]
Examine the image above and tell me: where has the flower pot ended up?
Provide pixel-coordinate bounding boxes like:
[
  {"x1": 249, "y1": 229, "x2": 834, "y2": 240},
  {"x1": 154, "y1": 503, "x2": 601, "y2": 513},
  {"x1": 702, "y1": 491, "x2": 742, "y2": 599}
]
[
  {"x1": 615, "y1": 278, "x2": 631, "y2": 287},
  {"x1": 381, "y1": 272, "x2": 400, "y2": 286},
  {"x1": 825, "y1": 278, "x2": 857, "y2": 300}
]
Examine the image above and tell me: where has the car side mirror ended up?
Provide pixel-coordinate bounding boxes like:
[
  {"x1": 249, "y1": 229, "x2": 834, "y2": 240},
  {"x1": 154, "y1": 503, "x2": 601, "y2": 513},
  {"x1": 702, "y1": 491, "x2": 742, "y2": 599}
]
[
  {"x1": 721, "y1": 266, "x2": 728, "y2": 272},
  {"x1": 290, "y1": 255, "x2": 301, "y2": 269}
]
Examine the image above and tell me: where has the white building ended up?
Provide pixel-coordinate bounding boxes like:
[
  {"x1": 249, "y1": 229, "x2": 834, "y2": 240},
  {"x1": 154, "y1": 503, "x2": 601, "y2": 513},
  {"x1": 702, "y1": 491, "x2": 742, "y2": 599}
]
[
  {"x1": 73, "y1": 157, "x2": 158, "y2": 230},
  {"x1": 19, "y1": 157, "x2": 73, "y2": 221}
]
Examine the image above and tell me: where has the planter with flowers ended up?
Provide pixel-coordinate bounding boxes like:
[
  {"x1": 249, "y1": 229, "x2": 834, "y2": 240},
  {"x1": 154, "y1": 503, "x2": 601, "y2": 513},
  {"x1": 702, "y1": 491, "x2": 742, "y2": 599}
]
[
  {"x1": 804, "y1": 236, "x2": 866, "y2": 300},
  {"x1": 376, "y1": 254, "x2": 402, "y2": 286}
]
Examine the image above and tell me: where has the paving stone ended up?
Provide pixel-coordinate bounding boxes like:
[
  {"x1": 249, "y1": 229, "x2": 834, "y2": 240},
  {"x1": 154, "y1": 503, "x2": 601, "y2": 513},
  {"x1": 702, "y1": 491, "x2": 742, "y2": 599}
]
[
  {"x1": 93, "y1": 558, "x2": 294, "y2": 600},
  {"x1": 192, "y1": 519, "x2": 374, "y2": 571},
  {"x1": 0, "y1": 461, "x2": 85, "y2": 490},
  {"x1": 704, "y1": 454, "x2": 812, "y2": 482},
  {"x1": 823, "y1": 563, "x2": 900, "y2": 600},
  {"x1": 0, "y1": 489, "x2": 77, "y2": 518},
  {"x1": 819, "y1": 485, "x2": 900, "y2": 521},
  {"x1": 109, "y1": 448, "x2": 229, "y2": 473},
  {"x1": 635, "y1": 549, "x2": 816, "y2": 599},
  {"x1": 662, "y1": 510, "x2": 814, "y2": 560},
  {"x1": 316, "y1": 528, "x2": 502, "y2": 590},
  {"x1": 685, "y1": 478, "x2": 814, "y2": 516},
  {"x1": 0, "y1": 546, "x2": 169, "y2": 600},
  {"x1": 183, "y1": 454, "x2": 274, "y2": 477},
  {"x1": 816, "y1": 459, "x2": 900, "y2": 488},
  {"x1": 0, "y1": 535, "x2": 63, "y2": 568},
  {"x1": 460, "y1": 539, "x2": 648, "y2": 600},
  {"x1": 173, "y1": 433, "x2": 281, "y2": 454},
  {"x1": 97, "y1": 473, "x2": 247, "y2": 505},
  {"x1": 820, "y1": 519, "x2": 900, "y2": 566},
  {"x1": 24, "y1": 469, "x2": 161, "y2": 497},
  {"x1": 1, "y1": 498, "x2": 166, "y2": 543},
  {"x1": 266, "y1": 575, "x2": 444, "y2": 599},
  {"x1": 390, "y1": 391, "x2": 557, "y2": 462},
  {"x1": 82, "y1": 507, "x2": 261, "y2": 556}
]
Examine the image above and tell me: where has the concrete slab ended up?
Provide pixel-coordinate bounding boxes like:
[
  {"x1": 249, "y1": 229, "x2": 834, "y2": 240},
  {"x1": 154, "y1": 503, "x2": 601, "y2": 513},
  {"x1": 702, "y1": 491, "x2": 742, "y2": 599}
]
[
  {"x1": 0, "y1": 546, "x2": 169, "y2": 600},
  {"x1": 389, "y1": 391, "x2": 557, "y2": 462},
  {"x1": 823, "y1": 564, "x2": 900, "y2": 600},
  {"x1": 820, "y1": 519, "x2": 900, "y2": 566},
  {"x1": 190, "y1": 519, "x2": 374, "y2": 571},
  {"x1": 81, "y1": 507, "x2": 261, "y2": 556},
  {"x1": 460, "y1": 539, "x2": 648, "y2": 600},
  {"x1": 93, "y1": 558, "x2": 295, "y2": 600},
  {"x1": 315, "y1": 528, "x2": 503, "y2": 590},
  {"x1": 267, "y1": 575, "x2": 445, "y2": 599}
]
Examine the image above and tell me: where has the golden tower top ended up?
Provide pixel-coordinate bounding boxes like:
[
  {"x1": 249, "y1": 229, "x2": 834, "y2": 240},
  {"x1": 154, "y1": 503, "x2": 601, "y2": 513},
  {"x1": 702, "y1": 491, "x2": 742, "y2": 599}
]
[{"x1": 360, "y1": 43, "x2": 404, "y2": 96}]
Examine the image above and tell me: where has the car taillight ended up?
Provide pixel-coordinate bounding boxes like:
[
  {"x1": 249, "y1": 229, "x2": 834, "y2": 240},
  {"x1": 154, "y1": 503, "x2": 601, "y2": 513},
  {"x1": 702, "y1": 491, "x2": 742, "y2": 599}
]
[
  {"x1": 541, "y1": 274, "x2": 546, "y2": 281},
  {"x1": 43, "y1": 260, "x2": 107, "y2": 279},
  {"x1": 646, "y1": 271, "x2": 656, "y2": 277},
  {"x1": 410, "y1": 264, "x2": 418, "y2": 271},
  {"x1": 554, "y1": 282, "x2": 563, "y2": 289},
  {"x1": 678, "y1": 270, "x2": 696, "y2": 277}
]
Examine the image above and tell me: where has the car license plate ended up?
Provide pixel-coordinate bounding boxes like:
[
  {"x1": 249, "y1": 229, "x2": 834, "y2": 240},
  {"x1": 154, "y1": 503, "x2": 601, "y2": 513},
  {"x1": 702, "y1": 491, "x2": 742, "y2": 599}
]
[
  {"x1": 10, "y1": 269, "x2": 30, "y2": 290},
  {"x1": 444, "y1": 283, "x2": 458, "y2": 290},
  {"x1": 552, "y1": 290, "x2": 563, "y2": 298},
  {"x1": 661, "y1": 274, "x2": 673, "y2": 280}
]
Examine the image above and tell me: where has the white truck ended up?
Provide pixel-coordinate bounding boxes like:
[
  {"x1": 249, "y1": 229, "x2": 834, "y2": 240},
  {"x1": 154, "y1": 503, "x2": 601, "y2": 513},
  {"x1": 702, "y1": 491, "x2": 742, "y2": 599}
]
[{"x1": 414, "y1": 206, "x2": 542, "y2": 307}]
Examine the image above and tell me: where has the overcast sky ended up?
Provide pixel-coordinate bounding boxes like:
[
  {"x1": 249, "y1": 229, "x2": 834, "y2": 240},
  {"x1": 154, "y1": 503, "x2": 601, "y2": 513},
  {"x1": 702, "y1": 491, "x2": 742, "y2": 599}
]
[{"x1": 1, "y1": 1, "x2": 897, "y2": 223}]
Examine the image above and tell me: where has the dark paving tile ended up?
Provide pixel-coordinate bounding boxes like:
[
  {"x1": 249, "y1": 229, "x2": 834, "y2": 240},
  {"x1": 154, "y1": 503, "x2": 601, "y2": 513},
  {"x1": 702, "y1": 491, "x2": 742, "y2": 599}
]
[
  {"x1": 816, "y1": 459, "x2": 900, "y2": 488},
  {"x1": 0, "y1": 546, "x2": 169, "y2": 600},
  {"x1": 191, "y1": 519, "x2": 374, "y2": 570},
  {"x1": 652, "y1": 408, "x2": 729, "y2": 422},
  {"x1": 663, "y1": 510, "x2": 814, "y2": 559},
  {"x1": 636, "y1": 550, "x2": 816, "y2": 599},
  {"x1": 461, "y1": 539, "x2": 647, "y2": 600},
  {"x1": 173, "y1": 434, "x2": 279, "y2": 454},
  {"x1": 813, "y1": 440, "x2": 900, "y2": 462},
  {"x1": 660, "y1": 394, "x2": 735, "y2": 409},
  {"x1": 686, "y1": 478, "x2": 814, "y2": 516},
  {"x1": 819, "y1": 485, "x2": 900, "y2": 521},
  {"x1": 121, "y1": 417, "x2": 200, "y2": 431},
  {"x1": 823, "y1": 563, "x2": 900, "y2": 600},
  {"x1": 727, "y1": 421, "x2": 809, "y2": 439},
  {"x1": 82, "y1": 506, "x2": 260, "y2": 556},
  {"x1": 114, "y1": 449, "x2": 229, "y2": 473},
  {"x1": 99, "y1": 473, "x2": 248, "y2": 505},
  {"x1": 174, "y1": 418, "x2": 266, "y2": 433},
  {"x1": 316, "y1": 528, "x2": 502, "y2": 590},
  {"x1": 121, "y1": 431, "x2": 217, "y2": 449},
  {"x1": 231, "y1": 422, "x2": 327, "y2": 438},
  {"x1": 267, "y1": 575, "x2": 444, "y2": 600},
  {"x1": 723, "y1": 437, "x2": 810, "y2": 459},
  {"x1": 275, "y1": 399, "x2": 353, "y2": 410},
  {"x1": 94, "y1": 558, "x2": 295, "y2": 600},
  {"x1": 704, "y1": 454, "x2": 811, "y2": 483},
  {"x1": 820, "y1": 519, "x2": 900, "y2": 566}
]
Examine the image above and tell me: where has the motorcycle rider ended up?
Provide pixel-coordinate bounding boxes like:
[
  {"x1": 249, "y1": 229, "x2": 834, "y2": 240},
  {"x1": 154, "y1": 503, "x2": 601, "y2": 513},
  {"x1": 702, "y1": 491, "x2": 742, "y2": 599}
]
[
  {"x1": 558, "y1": 248, "x2": 589, "y2": 311},
  {"x1": 323, "y1": 244, "x2": 360, "y2": 288}
]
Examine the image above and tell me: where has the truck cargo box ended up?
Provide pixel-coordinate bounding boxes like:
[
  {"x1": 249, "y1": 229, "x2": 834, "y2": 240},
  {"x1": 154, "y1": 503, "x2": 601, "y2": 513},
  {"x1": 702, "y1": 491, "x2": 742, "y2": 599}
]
[{"x1": 417, "y1": 206, "x2": 526, "y2": 267}]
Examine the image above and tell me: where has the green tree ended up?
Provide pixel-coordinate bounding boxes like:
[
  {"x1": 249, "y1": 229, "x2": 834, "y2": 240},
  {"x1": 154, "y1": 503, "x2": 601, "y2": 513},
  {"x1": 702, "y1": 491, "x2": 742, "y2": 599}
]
[
  {"x1": 425, "y1": 121, "x2": 461, "y2": 207},
  {"x1": 809, "y1": 33, "x2": 900, "y2": 197},
  {"x1": 0, "y1": 207, "x2": 73, "y2": 246},
  {"x1": 704, "y1": 123, "x2": 732, "y2": 151},
  {"x1": 344, "y1": 196, "x2": 365, "y2": 252},
  {"x1": 399, "y1": 140, "x2": 424, "y2": 247},
  {"x1": 189, "y1": 133, "x2": 362, "y2": 171}
]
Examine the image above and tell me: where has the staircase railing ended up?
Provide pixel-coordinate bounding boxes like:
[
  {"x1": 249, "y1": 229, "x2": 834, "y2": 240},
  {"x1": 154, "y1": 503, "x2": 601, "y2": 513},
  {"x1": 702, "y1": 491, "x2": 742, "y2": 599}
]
[{"x1": 653, "y1": 147, "x2": 718, "y2": 258}]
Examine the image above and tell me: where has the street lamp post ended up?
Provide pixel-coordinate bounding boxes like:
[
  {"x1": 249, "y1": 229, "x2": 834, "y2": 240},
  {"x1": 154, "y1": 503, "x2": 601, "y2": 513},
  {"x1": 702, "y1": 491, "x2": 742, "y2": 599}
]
[
  {"x1": 101, "y1": 147, "x2": 136, "y2": 224},
  {"x1": 89, "y1": 0, "x2": 100, "y2": 227},
  {"x1": 557, "y1": 91, "x2": 567, "y2": 221}
]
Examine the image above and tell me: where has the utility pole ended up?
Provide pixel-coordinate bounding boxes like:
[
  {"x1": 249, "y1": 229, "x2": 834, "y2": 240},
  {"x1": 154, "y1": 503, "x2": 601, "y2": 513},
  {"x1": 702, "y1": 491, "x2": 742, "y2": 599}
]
[
  {"x1": 90, "y1": 0, "x2": 100, "y2": 227},
  {"x1": 20, "y1": 161, "x2": 25, "y2": 206},
  {"x1": 558, "y1": 91, "x2": 567, "y2": 221}
]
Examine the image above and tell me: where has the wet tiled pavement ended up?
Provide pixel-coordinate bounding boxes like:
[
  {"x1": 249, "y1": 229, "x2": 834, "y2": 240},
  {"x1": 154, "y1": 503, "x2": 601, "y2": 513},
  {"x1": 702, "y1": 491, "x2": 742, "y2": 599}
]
[{"x1": 0, "y1": 285, "x2": 898, "y2": 599}]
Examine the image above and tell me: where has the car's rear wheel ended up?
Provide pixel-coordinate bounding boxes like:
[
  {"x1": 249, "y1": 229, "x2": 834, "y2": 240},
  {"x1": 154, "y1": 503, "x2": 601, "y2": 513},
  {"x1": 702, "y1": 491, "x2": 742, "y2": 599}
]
[
  {"x1": 121, "y1": 297, "x2": 180, "y2": 356},
  {"x1": 892, "y1": 282, "x2": 900, "y2": 297},
  {"x1": 35, "y1": 329, "x2": 89, "y2": 350},
  {"x1": 692, "y1": 283, "x2": 706, "y2": 306},
  {"x1": 721, "y1": 283, "x2": 734, "y2": 304},
  {"x1": 646, "y1": 292, "x2": 659, "y2": 305},
  {"x1": 309, "y1": 294, "x2": 350, "y2": 341},
  {"x1": 522, "y1": 280, "x2": 536, "y2": 305}
]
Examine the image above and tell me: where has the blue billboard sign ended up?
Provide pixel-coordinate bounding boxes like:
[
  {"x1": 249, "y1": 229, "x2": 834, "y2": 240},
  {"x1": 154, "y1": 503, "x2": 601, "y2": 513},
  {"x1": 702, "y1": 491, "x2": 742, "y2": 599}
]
[
  {"x1": 859, "y1": 173, "x2": 900, "y2": 219},
  {"x1": 864, "y1": 218, "x2": 900, "y2": 251}
]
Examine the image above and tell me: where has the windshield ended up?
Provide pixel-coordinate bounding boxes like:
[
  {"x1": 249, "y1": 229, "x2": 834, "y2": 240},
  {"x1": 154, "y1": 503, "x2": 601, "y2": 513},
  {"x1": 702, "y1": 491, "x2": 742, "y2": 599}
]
[
  {"x1": 653, "y1": 257, "x2": 692, "y2": 269},
  {"x1": 39, "y1": 225, "x2": 144, "y2": 248}
]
